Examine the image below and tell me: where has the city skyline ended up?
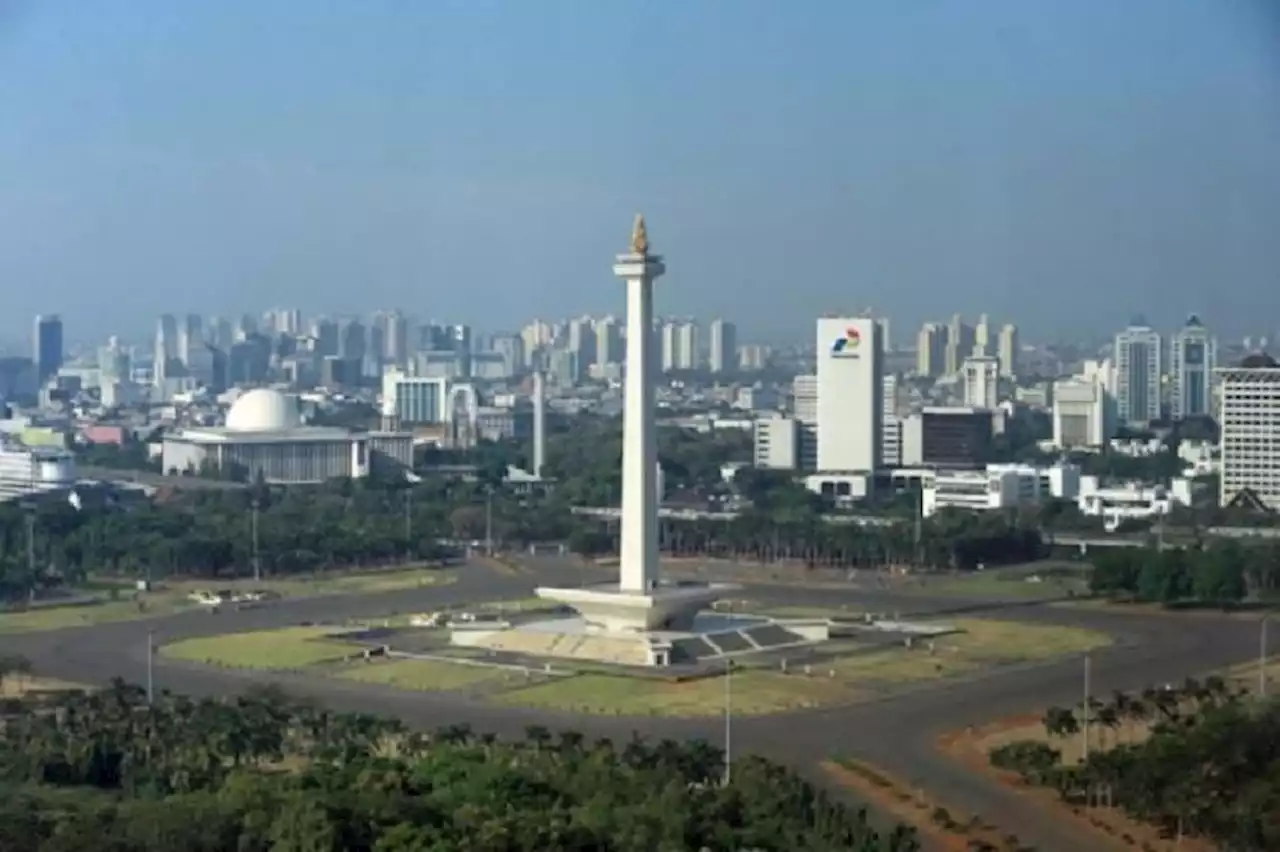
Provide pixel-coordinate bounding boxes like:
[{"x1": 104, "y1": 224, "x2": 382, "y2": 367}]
[{"x1": 3, "y1": 2, "x2": 1278, "y2": 341}]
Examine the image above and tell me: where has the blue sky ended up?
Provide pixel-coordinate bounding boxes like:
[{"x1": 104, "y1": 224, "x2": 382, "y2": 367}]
[{"x1": 2, "y1": 0, "x2": 1278, "y2": 345}]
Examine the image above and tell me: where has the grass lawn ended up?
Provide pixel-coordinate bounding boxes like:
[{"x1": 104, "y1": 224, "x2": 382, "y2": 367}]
[
  {"x1": 161, "y1": 626, "x2": 358, "y2": 670},
  {"x1": 335, "y1": 659, "x2": 510, "y2": 691},
  {"x1": 496, "y1": 670, "x2": 859, "y2": 717},
  {"x1": 0, "y1": 566, "x2": 455, "y2": 634},
  {"x1": 911, "y1": 564, "x2": 1090, "y2": 599}
]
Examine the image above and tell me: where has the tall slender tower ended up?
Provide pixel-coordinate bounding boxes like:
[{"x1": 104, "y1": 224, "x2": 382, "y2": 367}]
[
  {"x1": 531, "y1": 370, "x2": 546, "y2": 479},
  {"x1": 613, "y1": 214, "x2": 664, "y2": 593}
]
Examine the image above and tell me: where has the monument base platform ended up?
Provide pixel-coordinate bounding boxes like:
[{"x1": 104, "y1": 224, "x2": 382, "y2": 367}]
[{"x1": 534, "y1": 581, "x2": 734, "y2": 633}]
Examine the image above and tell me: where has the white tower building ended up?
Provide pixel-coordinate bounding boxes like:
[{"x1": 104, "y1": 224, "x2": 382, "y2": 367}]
[
  {"x1": 535, "y1": 216, "x2": 728, "y2": 633},
  {"x1": 962, "y1": 354, "x2": 1000, "y2": 409},
  {"x1": 1171, "y1": 314, "x2": 1216, "y2": 420},
  {"x1": 531, "y1": 370, "x2": 546, "y2": 479},
  {"x1": 816, "y1": 317, "x2": 883, "y2": 473},
  {"x1": 615, "y1": 218, "x2": 663, "y2": 593}
]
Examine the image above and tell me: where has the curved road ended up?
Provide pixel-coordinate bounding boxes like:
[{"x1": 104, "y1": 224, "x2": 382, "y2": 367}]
[{"x1": 0, "y1": 562, "x2": 1261, "y2": 851}]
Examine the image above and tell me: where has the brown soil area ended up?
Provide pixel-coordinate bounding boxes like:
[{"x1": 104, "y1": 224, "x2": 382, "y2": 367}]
[
  {"x1": 939, "y1": 717, "x2": 1215, "y2": 852},
  {"x1": 822, "y1": 759, "x2": 1036, "y2": 852}
]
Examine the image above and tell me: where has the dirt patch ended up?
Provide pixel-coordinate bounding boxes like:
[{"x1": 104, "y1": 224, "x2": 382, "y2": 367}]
[
  {"x1": 821, "y1": 759, "x2": 1034, "y2": 852},
  {"x1": 939, "y1": 717, "x2": 1214, "y2": 852}
]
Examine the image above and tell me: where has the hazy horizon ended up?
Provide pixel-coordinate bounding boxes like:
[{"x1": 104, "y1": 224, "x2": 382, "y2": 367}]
[{"x1": 3, "y1": 1, "x2": 1278, "y2": 345}]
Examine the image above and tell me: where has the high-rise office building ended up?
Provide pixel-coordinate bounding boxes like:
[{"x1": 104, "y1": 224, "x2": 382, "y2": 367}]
[
  {"x1": 1218, "y1": 353, "x2": 1280, "y2": 511},
  {"x1": 792, "y1": 373, "x2": 818, "y2": 470},
  {"x1": 962, "y1": 354, "x2": 1000, "y2": 409},
  {"x1": 660, "y1": 320, "x2": 698, "y2": 372},
  {"x1": 998, "y1": 324, "x2": 1019, "y2": 378},
  {"x1": 945, "y1": 314, "x2": 975, "y2": 375},
  {"x1": 566, "y1": 317, "x2": 597, "y2": 382},
  {"x1": 708, "y1": 318, "x2": 737, "y2": 374},
  {"x1": 1171, "y1": 314, "x2": 1216, "y2": 420},
  {"x1": 816, "y1": 317, "x2": 883, "y2": 472},
  {"x1": 33, "y1": 315, "x2": 63, "y2": 384},
  {"x1": 154, "y1": 314, "x2": 178, "y2": 386},
  {"x1": 974, "y1": 314, "x2": 991, "y2": 356},
  {"x1": 1052, "y1": 375, "x2": 1114, "y2": 449},
  {"x1": 178, "y1": 314, "x2": 203, "y2": 366},
  {"x1": 916, "y1": 322, "x2": 948, "y2": 378},
  {"x1": 1114, "y1": 322, "x2": 1162, "y2": 427},
  {"x1": 595, "y1": 317, "x2": 623, "y2": 368}
]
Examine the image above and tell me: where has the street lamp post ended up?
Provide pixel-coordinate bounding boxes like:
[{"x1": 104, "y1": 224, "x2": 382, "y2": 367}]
[
  {"x1": 484, "y1": 486, "x2": 494, "y2": 557},
  {"x1": 403, "y1": 489, "x2": 413, "y2": 559},
  {"x1": 146, "y1": 628, "x2": 155, "y2": 705},
  {"x1": 1261, "y1": 616, "x2": 1269, "y2": 699},
  {"x1": 250, "y1": 498, "x2": 261, "y2": 583},
  {"x1": 723, "y1": 658, "x2": 733, "y2": 786}
]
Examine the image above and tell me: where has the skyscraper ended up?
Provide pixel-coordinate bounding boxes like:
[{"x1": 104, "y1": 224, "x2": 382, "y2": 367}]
[
  {"x1": 594, "y1": 316, "x2": 623, "y2": 368},
  {"x1": 816, "y1": 317, "x2": 883, "y2": 472},
  {"x1": 974, "y1": 314, "x2": 991, "y2": 356},
  {"x1": 915, "y1": 322, "x2": 948, "y2": 378},
  {"x1": 997, "y1": 324, "x2": 1019, "y2": 378},
  {"x1": 945, "y1": 314, "x2": 974, "y2": 375},
  {"x1": 708, "y1": 318, "x2": 737, "y2": 374},
  {"x1": 1114, "y1": 321, "x2": 1162, "y2": 427},
  {"x1": 178, "y1": 314, "x2": 203, "y2": 366},
  {"x1": 1171, "y1": 314, "x2": 1216, "y2": 420},
  {"x1": 962, "y1": 354, "x2": 1000, "y2": 409},
  {"x1": 33, "y1": 315, "x2": 63, "y2": 384},
  {"x1": 154, "y1": 314, "x2": 178, "y2": 386}
]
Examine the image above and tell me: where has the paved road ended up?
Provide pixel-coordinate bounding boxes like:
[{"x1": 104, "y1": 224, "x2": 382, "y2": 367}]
[{"x1": 0, "y1": 563, "x2": 1260, "y2": 851}]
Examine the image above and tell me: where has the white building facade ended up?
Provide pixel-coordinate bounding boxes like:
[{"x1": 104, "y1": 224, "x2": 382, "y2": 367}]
[
  {"x1": 815, "y1": 317, "x2": 883, "y2": 473},
  {"x1": 1218, "y1": 355, "x2": 1280, "y2": 511},
  {"x1": 1051, "y1": 376, "x2": 1114, "y2": 449},
  {"x1": 962, "y1": 355, "x2": 1000, "y2": 410}
]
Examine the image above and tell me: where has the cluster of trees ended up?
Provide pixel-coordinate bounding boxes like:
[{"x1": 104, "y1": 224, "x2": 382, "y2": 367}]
[
  {"x1": 0, "y1": 475, "x2": 575, "y2": 598},
  {"x1": 0, "y1": 679, "x2": 919, "y2": 851},
  {"x1": 572, "y1": 506, "x2": 1044, "y2": 572},
  {"x1": 1087, "y1": 540, "x2": 1280, "y2": 605},
  {"x1": 990, "y1": 676, "x2": 1279, "y2": 849}
]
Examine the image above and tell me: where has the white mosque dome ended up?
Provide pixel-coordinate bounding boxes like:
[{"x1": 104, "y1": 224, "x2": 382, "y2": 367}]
[{"x1": 225, "y1": 389, "x2": 302, "y2": 432}]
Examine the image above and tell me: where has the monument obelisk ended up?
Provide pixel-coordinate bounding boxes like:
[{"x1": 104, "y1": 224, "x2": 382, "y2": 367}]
[{"x1": 613, "y1": 214, "x2": 665, "y2": 593}]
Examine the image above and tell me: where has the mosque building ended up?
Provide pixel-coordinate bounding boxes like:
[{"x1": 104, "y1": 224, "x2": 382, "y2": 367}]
[{"x1": 161, "y1": 388, "x2": 412, "y2": 484}]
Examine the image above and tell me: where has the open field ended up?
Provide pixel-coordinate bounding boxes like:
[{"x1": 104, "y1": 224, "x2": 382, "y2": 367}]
[
  {"x1": 336, "y1": 659, "x2": 511, "y2": 692},
  {"x1": 0, "y1": 566, "x2": 455, "y2": 634},
  {"x1": 491, "y1": 618, "x2": 1110, "y2": 716},
  {"x1": 496, "y1": 669, "x2": 858, "y2": 716},
  {"x1": 161, "y1": 626, "x2": 358, "y2": 670},
  {"x1": 910, "y1": 564, "x2": 1090, "y2": 599}
]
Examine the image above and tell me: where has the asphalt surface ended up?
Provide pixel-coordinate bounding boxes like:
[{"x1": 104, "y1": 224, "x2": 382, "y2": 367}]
[{"x1": 0, "y1": 561, "x2": 1261, "y2": 852}]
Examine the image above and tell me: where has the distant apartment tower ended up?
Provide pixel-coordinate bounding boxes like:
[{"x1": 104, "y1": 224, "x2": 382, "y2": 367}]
[
  {"x1": 178, "y1": 314, "x2": 203, "y2": 366},
  {"x1": 998, "y1": 324, "x2": 1019, "y2": 378},
  {"x1": 1171, "y1": 314, "x2": 1216, "y2": 420},
  {"x1": 1218, "y1": 353, "x2": 1280, "y2": 511},
  {"x1": 974, "y1": 314, "x2": 991, "y2": 356},
  {"x1": 962, "y1": 354, "x2": 1000, "y2": 409},
  {"x1": 154, "y1": 314, "x2": 178, "y2": 386},
  {"x1": 708, "y1": 319, "x2": 737, "y2": 374},
  {"x1": 566, "y1": 317, "x2": 596, "y2": 382},
  {"x1": 945, "y1": 314, "x2": 975, "y2": 375},
  {"x1": 33, "y1": 314, "x2": 63, "y2": 384},
  {"x1": 660, "y1": 320, "x2": 698, "y2": 372},
  {"x1": 916, "y1": 323, "x2": 948, "y2": 378},
  {"x1": 816, "y1": 318, "x2": 883, "y2": 473},
  {"x1": 594, "y1": 317, "x2": 623, "y2": 368},
  {"x1": 738, "y1": 343, "x2": 768, "y2": 372},
  {"x1": 1114, "y1": 322, "x2": 1162, "y2": 427}
]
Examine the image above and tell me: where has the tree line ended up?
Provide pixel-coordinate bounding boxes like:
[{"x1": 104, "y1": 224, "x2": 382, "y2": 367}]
[
  {"x1": 1087, "y1": 540, "x2": 1280, "y2": 606},
  {"x1": 990, "y1": 676, "x2": 1278, "y2": 850},
  {"x1": 0, "y1": 677, "x2": 919, "y2": 852}
]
